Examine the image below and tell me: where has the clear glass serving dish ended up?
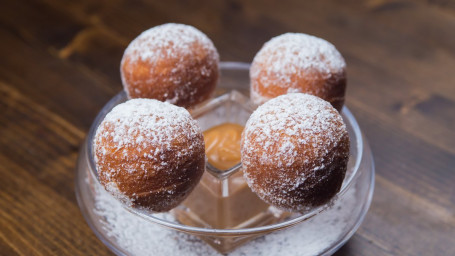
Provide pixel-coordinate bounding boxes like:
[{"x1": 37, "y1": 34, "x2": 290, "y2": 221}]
[{"x1": 75, "y1": 62, "x2": 375, "y2": 255}]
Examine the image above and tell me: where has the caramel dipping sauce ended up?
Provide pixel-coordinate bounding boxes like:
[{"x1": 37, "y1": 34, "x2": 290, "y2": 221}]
[
  {"x1": 176, "y1": 123, "x2": 273, "y2": 229},
  {"x1": 204, "y1": 123, "x2": 243, "y2": 170}
]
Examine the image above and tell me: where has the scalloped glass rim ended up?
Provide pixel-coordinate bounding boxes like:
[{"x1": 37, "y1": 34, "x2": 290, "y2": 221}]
[{"x1": 85, "y1": 61, "x2": 364, "y2": 237}]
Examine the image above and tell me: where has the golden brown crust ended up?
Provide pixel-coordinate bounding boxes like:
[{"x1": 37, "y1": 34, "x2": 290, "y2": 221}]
[
  {"x1": 121, "y1": 54, "x2": 218, "y2": 109},
  {"x1": 251, "y1": 66, "x2": 346, "y2": 111}
]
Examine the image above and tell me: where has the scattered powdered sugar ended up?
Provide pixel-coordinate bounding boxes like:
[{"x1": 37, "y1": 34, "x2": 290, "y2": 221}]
[
  {"x1": 122, "y1": 23, "x2": 218, "y2": 64},
  {"x1": 241, "y1": 93, "x2": 348, "y2": 211},
  {"x1": 105, "y1": 181, "x2": 133, "y2": 207},
  {"x1": 92, "y1": 173, "x2": 358, "y2": 256}
]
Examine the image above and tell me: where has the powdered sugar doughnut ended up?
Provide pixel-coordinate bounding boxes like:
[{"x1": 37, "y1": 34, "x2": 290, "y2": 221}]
[
  {"x1": 94, "y1": 99, "x2": 205, "y2": 212},
  {"x1": 241, "y1": 93, "x2": 349, "y2": 212},
  {"x1": 121, "y1": 23, "x2": 219, "y2": 109},
  {"x1": 250, "y1": 33, "x2": 346, "y2": 111}
]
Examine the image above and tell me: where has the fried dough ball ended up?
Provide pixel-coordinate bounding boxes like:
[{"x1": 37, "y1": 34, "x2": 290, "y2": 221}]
[
  {"x1": 94, "y1": 98, "x2": 205, "y2": 212},
  {"x1": 121, "y1": 23, "x2": 219, "y2": 109},
  {"x1": 250, "y1": 33, "x2": 346, "y2": 111},
  {"x1": 241, "y1": 93, "x2": 349, "y2": 212}
]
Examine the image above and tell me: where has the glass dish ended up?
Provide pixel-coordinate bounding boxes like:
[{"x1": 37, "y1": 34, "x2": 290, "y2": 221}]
[{"x1": 75, "y1": 62, "x2": 375, "y2": 255}]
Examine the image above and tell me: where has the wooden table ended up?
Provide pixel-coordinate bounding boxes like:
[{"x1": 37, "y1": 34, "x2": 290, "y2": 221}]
[{"x1": 1, "y1": 0, "x2": 454, "y2": 255}]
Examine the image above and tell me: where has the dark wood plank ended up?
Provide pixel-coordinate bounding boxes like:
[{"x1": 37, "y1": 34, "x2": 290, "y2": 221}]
[
  {"x1": 0, "y1": 155, "x2": 112, "y2": 256},
  {"x1": 334, "y1": 233, "x2": 394, "y2": 256},
  {"x1": 0, "y1": 83, "x2": 111, "y2": 255},
  {"x1": 0, "y1": 1, "x2": 122, "y2": 129}
]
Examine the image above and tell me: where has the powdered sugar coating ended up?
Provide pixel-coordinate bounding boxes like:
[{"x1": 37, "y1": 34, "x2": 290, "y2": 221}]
[
  {"x1": 250, "y1": 33, "x2": 346, "y2": 109},
  {"x1": 123, "y1": 23, "x2": 218, "y2": 63},
  {"x1": 94, "y1": 98, "x2": 205, "y2": 212},
  {"x1": 121, "y1": 23, "x2": 219, "y2": 108},
  {"x1": 241, "y1": 93, "x2": 349, "y2": 211}
]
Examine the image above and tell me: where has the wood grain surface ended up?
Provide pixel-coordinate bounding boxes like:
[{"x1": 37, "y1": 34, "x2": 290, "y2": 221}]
[{"x1": 1, "y1": 0, "x2": 454, "y2": 255}]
